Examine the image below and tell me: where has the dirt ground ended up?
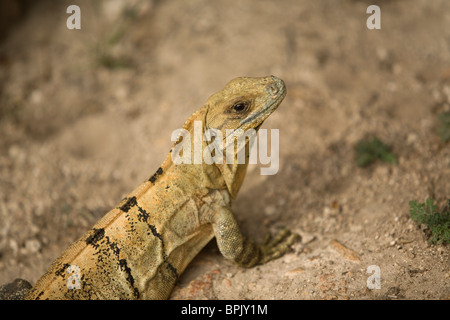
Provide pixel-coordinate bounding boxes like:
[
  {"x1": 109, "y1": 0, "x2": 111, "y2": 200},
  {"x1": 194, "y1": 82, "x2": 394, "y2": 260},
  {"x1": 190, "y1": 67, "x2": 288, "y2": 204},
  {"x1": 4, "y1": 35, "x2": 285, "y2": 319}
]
[{"x1": 0, "y1": 0, "x2": 449, "y2": 300}]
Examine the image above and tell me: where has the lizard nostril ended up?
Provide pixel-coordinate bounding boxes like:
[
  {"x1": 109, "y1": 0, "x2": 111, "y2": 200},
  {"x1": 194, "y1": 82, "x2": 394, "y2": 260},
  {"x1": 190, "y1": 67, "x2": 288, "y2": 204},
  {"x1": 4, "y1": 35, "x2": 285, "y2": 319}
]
[{"x1": 267, "y1": 83, "x2": 279, "y2": 96}]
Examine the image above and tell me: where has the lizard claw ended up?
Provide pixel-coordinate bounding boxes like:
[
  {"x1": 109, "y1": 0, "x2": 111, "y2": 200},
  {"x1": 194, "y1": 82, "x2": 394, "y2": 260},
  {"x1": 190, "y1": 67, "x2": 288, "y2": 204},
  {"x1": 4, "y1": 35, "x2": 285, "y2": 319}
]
[{"x1": 259, "y1": 228, "x2": 300, "y2": 264}]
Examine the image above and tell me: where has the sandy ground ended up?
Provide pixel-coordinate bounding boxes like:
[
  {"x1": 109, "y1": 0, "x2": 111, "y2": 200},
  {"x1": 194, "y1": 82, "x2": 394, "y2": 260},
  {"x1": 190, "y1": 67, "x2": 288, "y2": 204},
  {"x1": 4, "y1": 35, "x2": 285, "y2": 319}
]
[{"x1": 0, "y1": 0, "x2": 449, "y2": 300}]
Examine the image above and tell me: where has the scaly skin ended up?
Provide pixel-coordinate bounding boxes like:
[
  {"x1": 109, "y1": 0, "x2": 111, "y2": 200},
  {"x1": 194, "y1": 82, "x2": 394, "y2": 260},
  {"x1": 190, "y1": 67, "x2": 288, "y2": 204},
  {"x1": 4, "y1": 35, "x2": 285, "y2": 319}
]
[{"x1": 25, "y1": 76, "x2": 297, "y2": 300}]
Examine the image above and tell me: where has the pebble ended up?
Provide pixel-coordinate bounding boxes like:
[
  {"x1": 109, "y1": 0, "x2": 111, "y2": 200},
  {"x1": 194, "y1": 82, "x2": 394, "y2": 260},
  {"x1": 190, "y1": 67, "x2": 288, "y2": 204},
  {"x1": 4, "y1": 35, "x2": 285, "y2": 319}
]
[
  {"x1": 284, "y1": 267, "x2": 305, "y2": 277},
  {"x1": 300, "y1": 233, "x2": 316, "y2": 245},
  {"x1": 264, "y1": 205, "x2": 276, "y2": 216},
  {"x1": 329, "y1": 239, "x2": 360, "y2": 262},
  {"x1": 24, "y1": 239, "x2": 41, "y2": 254},
  {"x1": 9, "y1": 239, "x2": 18, "y2": 255}
]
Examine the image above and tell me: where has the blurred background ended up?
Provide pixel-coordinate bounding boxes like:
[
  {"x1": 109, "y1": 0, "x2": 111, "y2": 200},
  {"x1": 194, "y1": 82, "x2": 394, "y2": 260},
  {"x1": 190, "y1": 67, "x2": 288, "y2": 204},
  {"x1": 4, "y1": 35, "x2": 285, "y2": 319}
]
[{"x1": 0, "y1": 0, "x2": 449, "y2": 299}]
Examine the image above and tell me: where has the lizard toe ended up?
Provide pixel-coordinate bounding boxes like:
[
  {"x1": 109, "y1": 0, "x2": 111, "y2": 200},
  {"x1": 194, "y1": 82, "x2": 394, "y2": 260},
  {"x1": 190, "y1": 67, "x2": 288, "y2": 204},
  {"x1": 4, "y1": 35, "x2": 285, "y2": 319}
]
[{"x1": 259, "y1": 229, "x2": 300, "y2": 263}]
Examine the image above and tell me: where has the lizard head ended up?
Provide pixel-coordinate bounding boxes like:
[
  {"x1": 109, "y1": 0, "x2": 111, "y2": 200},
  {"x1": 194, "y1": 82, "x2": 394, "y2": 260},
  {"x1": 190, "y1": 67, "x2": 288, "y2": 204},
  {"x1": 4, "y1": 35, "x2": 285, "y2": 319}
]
[
  {"x1": 205, "y1": 75, "x2": 286, "y2": 133},
  {"x1": 204, "y1": 75, "x2": 286, "y2": 198}
]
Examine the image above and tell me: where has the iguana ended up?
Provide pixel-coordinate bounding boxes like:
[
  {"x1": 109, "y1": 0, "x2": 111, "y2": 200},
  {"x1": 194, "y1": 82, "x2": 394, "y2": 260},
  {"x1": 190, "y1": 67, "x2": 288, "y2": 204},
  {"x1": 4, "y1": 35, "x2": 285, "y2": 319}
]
[{"x1": 25, "y1": 75, "x2": 297, "y2": 300}]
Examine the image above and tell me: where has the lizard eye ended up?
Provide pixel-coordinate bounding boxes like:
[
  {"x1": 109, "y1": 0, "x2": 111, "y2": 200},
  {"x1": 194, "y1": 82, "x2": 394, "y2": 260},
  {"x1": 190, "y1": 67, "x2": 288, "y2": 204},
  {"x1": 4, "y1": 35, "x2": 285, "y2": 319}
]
[{"x1": 231, "y1": 102, "x2": 248, "y2": 113}]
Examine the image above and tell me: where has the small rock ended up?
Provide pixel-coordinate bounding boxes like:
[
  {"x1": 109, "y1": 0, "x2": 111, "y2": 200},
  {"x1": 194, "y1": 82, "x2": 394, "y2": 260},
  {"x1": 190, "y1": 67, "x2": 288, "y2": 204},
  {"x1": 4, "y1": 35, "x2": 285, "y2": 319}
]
[
  {"x1": 9, "y1": 239, "x2": 18, "y2": 255},
  {"x1": 24, "y1": 239, "x2": 41, "y2": 254},
  {"x1": 284, "y1": 267, "x2": 305, "y2": 277},
  {"x1": 330, "y1": 239, "x2": 360, "y2": 262},
  {"x1": 0, "y1": 279, "x2": 32, "y2": 300},
  {"x1": 406, "y1": 133, "x2": 418, "y2": 145},
  {"x1": 222, "y1": 279, "x2": 232, "y2": 287},
  {"x1": 300, "y1": 233, "x2": 316, "y2": 245},
  {"x1": 264, "y1": 205, "x2": 276, "y2": 216}
]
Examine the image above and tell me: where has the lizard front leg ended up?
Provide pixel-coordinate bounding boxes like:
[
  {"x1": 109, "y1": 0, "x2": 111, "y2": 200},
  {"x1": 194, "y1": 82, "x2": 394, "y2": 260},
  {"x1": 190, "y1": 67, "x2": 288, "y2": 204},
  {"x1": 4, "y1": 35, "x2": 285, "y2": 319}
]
[{"x1": 212, "y1": 207, "x2": 298, "y2": 268}]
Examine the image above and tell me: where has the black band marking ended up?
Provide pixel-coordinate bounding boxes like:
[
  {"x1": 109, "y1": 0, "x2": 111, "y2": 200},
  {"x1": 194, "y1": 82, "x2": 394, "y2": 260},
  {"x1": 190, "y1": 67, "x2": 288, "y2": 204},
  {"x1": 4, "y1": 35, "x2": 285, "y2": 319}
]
[
  {"x1": 166, "y1": 262, "x2": 179, "y2": 279},
  {"x1": 148, "y1": 167, "x2": 164, "y2": 183},
  {"x1": 119, "y1": 259, "x2": 140, "y2": 299},
  {"x1": 119, "y1": 196, "x2": 137, "y2": 212},
  {"x1": 85, "y1": 228, "x2": 105, "y2": 248}
]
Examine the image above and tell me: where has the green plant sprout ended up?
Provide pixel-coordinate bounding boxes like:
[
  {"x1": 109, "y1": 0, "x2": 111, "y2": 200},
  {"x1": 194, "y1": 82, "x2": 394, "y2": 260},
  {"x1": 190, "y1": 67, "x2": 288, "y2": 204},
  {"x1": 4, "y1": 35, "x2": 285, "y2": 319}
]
[
  {"x1": 93, "y1": 2, "x2": 139, "y2": 70},
  {"x1": 437, "y1": 112, "x2": 450, "y2": 142},
  {"x1": 354, "y1": 137, "x2": 397, "y2": 167},
  {"x1": 409, "y1": 199, "x2": 450, "y2": 245}
]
